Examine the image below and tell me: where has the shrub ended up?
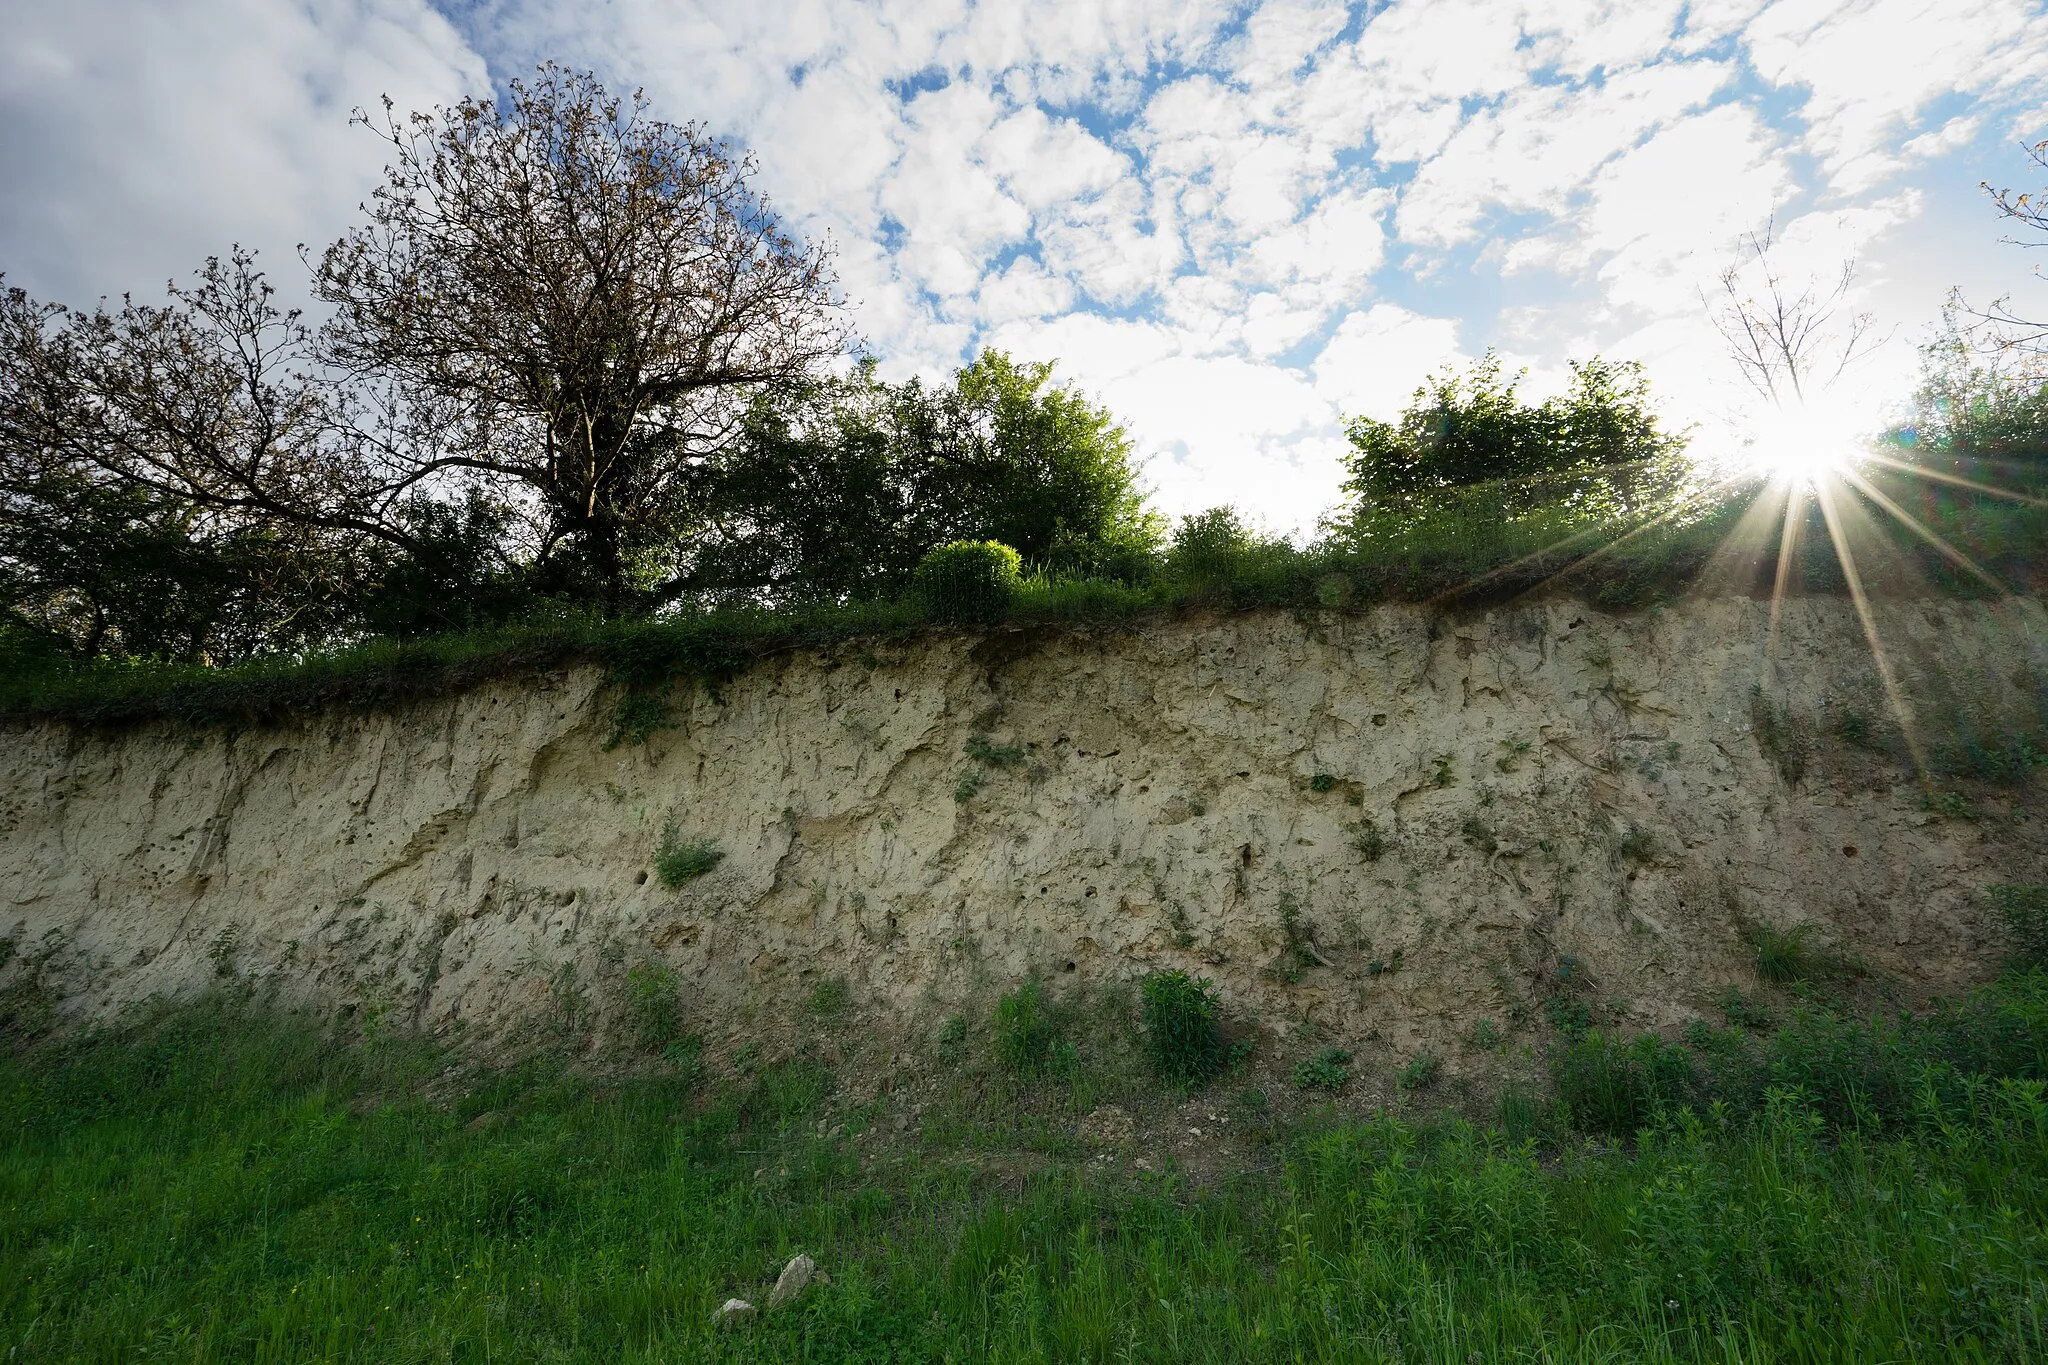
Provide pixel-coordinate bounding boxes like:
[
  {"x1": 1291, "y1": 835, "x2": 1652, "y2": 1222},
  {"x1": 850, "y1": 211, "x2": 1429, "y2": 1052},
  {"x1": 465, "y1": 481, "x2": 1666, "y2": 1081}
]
[
  {"x1": 1550, "y1": 1030, "x2": 1696, "y2": 1136},
  {"x1": 992, "y1": 981, "x2": 1058, "y2": 1076},
  {"x1": 1992, "y1": 885, "x2": 2048, "y2": 971},
  {"x1": 622, "y1": 960, "x2": 681, "y2": 1049},
  {"x1": 1291, "y1": 1047, "x2": 1351, "y2": 1091},
  {"x1": 1140, "y1": 969, "x2": 1225, "y2": 1088},
  {"x1": 654, "y1": 825, "x2": 723, "y2": 888},
  {"x1": 1397, "y1": 1052, "x2": 1441, "y2": 1092},
  {"x1": 914, "y1": 541, "x2": 1021, "y2": 624}
]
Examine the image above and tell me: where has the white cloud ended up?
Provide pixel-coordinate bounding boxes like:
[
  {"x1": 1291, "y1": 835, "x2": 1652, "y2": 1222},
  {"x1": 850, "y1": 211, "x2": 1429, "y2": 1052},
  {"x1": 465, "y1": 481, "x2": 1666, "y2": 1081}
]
[
  {"x1": 0, "y1": 0, "x2": 483, "y2": 305},
  {"x1": 7, "y1": 0, "x2": 2047, "y2": 534}
]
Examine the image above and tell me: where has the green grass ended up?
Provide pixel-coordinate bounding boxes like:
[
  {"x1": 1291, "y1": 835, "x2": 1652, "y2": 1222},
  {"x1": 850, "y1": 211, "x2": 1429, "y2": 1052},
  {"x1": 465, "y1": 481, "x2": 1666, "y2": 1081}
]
[{"x1": 5, "y1": 981, "x2": 2048, "y2": 1360}]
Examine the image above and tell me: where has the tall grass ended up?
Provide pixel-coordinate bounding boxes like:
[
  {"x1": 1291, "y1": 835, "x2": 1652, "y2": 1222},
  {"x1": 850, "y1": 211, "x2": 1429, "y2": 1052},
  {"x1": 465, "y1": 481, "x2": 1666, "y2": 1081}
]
[{"x1": 6, "y1": 979, "x2": 2048, "y2": 1360}]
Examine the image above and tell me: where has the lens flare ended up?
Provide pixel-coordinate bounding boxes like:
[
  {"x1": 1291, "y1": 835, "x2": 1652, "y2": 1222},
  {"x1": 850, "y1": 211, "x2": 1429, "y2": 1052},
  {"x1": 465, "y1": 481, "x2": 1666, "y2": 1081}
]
[{"x1": 1741, "y1": 405, "x2": 1866, "y2": 487}]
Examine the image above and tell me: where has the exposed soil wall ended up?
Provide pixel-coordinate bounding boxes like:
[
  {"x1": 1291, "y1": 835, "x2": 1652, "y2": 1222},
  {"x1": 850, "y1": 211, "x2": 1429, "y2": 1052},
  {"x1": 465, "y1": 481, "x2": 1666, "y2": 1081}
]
[{"x1": 5, "y1": 597, "x2": 2048, "y2": 1078}]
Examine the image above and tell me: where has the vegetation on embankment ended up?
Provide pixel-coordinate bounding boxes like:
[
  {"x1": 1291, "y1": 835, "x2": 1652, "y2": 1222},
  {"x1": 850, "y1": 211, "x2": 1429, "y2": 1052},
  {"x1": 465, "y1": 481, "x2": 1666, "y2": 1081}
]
[
  {"x1": 8, "y1": 452, "x2": 2043, "y2": 733},
  {"x1": 5, "y1": 965, "x2": 2048, "y2": 1361}
]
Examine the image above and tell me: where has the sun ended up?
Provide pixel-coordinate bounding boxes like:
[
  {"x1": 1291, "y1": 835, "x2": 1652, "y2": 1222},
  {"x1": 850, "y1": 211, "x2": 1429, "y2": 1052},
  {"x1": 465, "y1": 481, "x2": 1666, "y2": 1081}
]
[{"x1": 1740, "y1": 405, "x2": 1866, "y2": 487}]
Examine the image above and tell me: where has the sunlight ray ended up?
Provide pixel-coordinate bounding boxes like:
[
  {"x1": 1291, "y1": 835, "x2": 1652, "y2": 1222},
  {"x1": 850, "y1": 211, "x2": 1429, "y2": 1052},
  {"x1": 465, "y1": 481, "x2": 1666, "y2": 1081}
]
[
  {"x1": 1812, "y1": 477, "x2": 1932, "y2": 782},
  {"x1": 1838, "y1": 467, "x2": 2010, "y2": 595},
  {"x1": 1766, "y1": 478, "x2": 1804, "y2": 659},
  {"x1": 1861, "y1": 453, "x2": 2048, "y2": 508}
]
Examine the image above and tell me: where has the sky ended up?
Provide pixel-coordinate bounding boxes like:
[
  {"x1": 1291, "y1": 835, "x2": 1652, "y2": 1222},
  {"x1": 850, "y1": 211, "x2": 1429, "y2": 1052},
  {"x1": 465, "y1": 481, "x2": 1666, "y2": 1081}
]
[{"x1": 4, "y1": 0, "x2": 2047, "y2": 532}]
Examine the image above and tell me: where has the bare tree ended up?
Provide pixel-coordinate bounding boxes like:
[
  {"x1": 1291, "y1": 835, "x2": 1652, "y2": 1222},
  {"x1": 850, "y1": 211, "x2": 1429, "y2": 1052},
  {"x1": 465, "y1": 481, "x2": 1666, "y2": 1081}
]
[
  {"x1": 313, "y1": 64, "x2": 847, "y2": 605},
  {"x1": 1973, "y1": 136, "x2": 2048, "y2": 355},
  {"x1": 1705, "y1": 217, "x2": 1884, "y2": 407}
]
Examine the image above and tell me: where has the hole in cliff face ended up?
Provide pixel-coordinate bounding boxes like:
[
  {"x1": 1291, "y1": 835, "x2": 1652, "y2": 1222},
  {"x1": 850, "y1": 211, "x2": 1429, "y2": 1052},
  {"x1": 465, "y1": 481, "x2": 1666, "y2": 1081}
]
[
  {"x1": 1063, "y1": 961, "x2": 1077, "y2": 973},
  {"x1": 1843, "y1": 845, "x2": 1858, "y2": 857},
  {"x1": 1372, "y1": 714, "x2": 1387, "y2": 727},
  {"x1": 1039, "y1": 886, "x2": 1048, "y2": 895},
  {"x1": 635, "y1": 870, "x2": 649, "y2": 886},
  {"x1": 1085, "y1": 887, "x2": 1097, "y2": 898}
]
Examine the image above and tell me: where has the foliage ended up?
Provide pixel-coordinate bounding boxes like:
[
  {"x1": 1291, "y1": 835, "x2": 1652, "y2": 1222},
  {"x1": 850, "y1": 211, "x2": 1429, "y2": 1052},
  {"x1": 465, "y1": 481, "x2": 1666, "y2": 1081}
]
[
  {"x1": 913, "y1": 540, "x2": 1021, "y2": 624},
  {"x1": 654, "y1": 826, "x2": 723, "y2": 889},
  {"x1": 1291, "y1": 1046, "x2": 1352, "y2": 1091},
  {"x1": 314, "y1": 65, "x2": 844, "y2": 608},
  {"x1": 1742, "y1": 920, "x2": 1846, "y2": 985},
  {"x1": 1397, "y1": 1052, "x2": 1442, "y2": 1093},
  {"x1": 1550, "y1": 1030, "x2": 1698, "y2": 1136},
  {"x1": 684, "y1": 351, "x2": 1164, "y2": 603},
  {"x1": 9, "y1": 982, "x2": 2048, "y2": 1359},
  {"x1": 1748, "y1": 686, "x2": 1809, "y2": 786},
  {"x1": 1337, "y1": 352, "x2": 1690, "y2": 524},
  {"x1": 1995, "y1": 885, "x2": 2048, "y2": 972},
  {"x1": 1138, "y1": 969, "x2": 1225, "y2": 1089},
  {"x1": 622, "y1": 959, "x2": 682, "y2": 1049},
  {"x1": 991, "y1": 980, "x2": 1058, "y2": 1077}
]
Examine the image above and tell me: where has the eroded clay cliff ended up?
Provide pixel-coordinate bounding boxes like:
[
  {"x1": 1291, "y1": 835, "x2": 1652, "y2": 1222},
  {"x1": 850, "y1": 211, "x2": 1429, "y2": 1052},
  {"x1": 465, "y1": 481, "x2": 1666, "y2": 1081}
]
[{"x1": 5, "y1": 597, "x2": 2046, "y2": 1074}]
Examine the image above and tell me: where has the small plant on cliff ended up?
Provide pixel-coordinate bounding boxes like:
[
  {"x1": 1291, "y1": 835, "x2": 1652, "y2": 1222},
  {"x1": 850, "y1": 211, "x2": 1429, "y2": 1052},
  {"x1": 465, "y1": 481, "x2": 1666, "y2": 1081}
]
[
  {"x1": 1745, "y1": 920, "x2": 1827, "y2": 984},
  {"x1": 914, "y1": 541, "x2": 1022, "y2": 624},
  {"x1": 1291, "y1": 1047, "x2": 1351, "y2": 1091},
  {"x1": 622, "y1": 959, "x2": 682, "y2": 1049},
  {"x1": 1993, "y1": 884, "x2": 2048, "y2": 971},
  {"x1": 992, "y1": 981, "x2": 1059, "y2": 1076},
  {"x1": 1396, "y1": 1052, "x2": 1441, "y2": 1093},
  {"x1": 1140, "y1": 969, "x2": 1225, "y2": 1088},
  {"x1": 654, "y1": 825, "x2": 723, "y2": 888},
  {"x1": 1350, "y1": 816, "x2": 1386, "y2": 861}
]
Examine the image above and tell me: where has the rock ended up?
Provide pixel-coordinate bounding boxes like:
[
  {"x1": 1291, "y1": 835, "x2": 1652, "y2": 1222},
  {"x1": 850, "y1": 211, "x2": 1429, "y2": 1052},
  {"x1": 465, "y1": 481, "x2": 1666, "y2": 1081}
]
[
  {"x1": 714, "y1": 1298, "x2": 756, "y2": 1327},
  {"x1": 768, "y1": 1253, "x2": 815, "y2": 1310},
  {"x1": 1078, "y1": 1105, "x2": 1135, "y2": 1147}
]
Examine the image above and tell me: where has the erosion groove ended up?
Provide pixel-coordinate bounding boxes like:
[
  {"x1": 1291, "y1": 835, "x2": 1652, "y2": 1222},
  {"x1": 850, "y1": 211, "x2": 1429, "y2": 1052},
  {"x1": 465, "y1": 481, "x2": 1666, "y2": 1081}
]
[{"x1": 4, "y1": 598, "x2": 2046, "y2": 1075}]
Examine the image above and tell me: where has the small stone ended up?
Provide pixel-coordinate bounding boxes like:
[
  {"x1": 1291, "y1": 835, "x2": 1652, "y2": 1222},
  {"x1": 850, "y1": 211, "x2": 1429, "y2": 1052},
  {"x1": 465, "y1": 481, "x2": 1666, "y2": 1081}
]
[
  {"x1": 768, "y1": 1253, "x2": 815, "y2": 1310},
  {"x1": 1078, "y1": 1105, "x2": 1135, "y2": 1147},
  {"x1": 714, "y1": 1298, "x2": 756, "y2": 1327}
]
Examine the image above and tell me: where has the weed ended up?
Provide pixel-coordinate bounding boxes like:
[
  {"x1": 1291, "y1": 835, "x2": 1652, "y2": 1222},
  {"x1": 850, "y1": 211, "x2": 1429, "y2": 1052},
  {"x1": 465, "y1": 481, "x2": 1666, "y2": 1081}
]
[
  {"x1": 622, "y1": 960, "x2": 682, "y2": 1049},
  {"x1": 964, "y1": 733, "x2": 1026, "y2": 767},
  {"x1": 936, "y1": 1014, "x2": 968, "y2": 1052},
  {"x1": 1309, "y1": 772, "x2": 1337, "y2": 793},
  {"x1": 992, "y1": 981, "x2": 1058, "y2": 1077},
  {"x1": 1550, "y1": 1030, "x2": 1697, "y2": 1136},
  {"x1": 1290, "y1": 1047, "x2": 1352, "y2": 1091},
  {"x1": 1750, "y1": 686, "x2": 1810, "y2": 786},
  {"x1": 207, "y1": 924, "x2": 242, "y2": 979},
  {"x1": 1745, "y1": 921, "x2": 1834, "y2": 985},
  {"x1": 1616, "y1": 827, "x2": 1656, "y2": 864},
  {"x1": 1396, "y1": 1052, "x2": 1441, "y2": 1092},
  {"x1": 806, "y1": 976, "x2": 850, "y2": 1018},
  {"x1": 1717, "y1": 985, "x2": 1774, "y2": 1032},
  {"x1": 1430, "y1": 753, "x2": 1456, "y2": 787},
  {"x1": 1921, "y1": 788, "x2": 1978, "y2": 820},
  {"x1": 1139, "y1": 969, "x2": 1225, "y2": 1089},
  {"x1": 1992, "y1": 884, "x2": 2048, "y2": 971},
  {"x1": 1364, "y1": 950, "x2": 1405, "y2": 977},
  {"x1": 1466, "y1": 1019, "x2": 1503, "y2": 1051},
  {"x1": 1349, "y1": 817, "x2": 1386, "y2": 861},
  {"x1": 953, "y1": 770, "x2": 983, "y2": 803},
  {"x1": 606, "y1": 686, "x2": 675, "y2": 749},
  {"x1": 1273, "y1": 892, "x2": 1326, "y2": 983},
  {"x1": 1496, "y1": 738, "x2": 1532, "y2": 773},
  {"x1": 1495, "y1": 1081, "x2": 1543, "y2": 1142},
  {"x1": 1166, "y1": 902, "x2": 1195, "y2": 950},
  {"x1": 1837, "y1": 708, "x2": 1875, "y2": 749},
  {"x1": 653, "y1": 826, "x2": 723, "y2": 888},
  {"x1": 1544, "y1": 995, "x2": 1593, "y2": 1038},
  {"x1": 1460, "y1": 815, "x2": 1497, "y2": 855}
]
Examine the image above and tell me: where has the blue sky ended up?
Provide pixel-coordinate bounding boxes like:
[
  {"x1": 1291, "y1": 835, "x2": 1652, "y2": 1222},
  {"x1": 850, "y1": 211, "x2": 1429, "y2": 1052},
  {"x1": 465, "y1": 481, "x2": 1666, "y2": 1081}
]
[{"x1": 5, "y1": 0, "x2": 2047, "y2": 530}]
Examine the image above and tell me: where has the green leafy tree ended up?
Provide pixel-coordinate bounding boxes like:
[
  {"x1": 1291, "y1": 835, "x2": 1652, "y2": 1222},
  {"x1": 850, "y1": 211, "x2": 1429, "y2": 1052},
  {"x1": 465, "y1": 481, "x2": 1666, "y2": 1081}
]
[
  {"x1": 1338, "y1": 352, "x2": 1688, "y2": 524},
  {"x1": 678, "y1": 351, "x2": 1163, "y2": 602}
]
